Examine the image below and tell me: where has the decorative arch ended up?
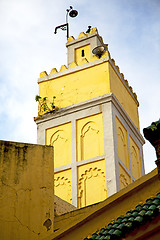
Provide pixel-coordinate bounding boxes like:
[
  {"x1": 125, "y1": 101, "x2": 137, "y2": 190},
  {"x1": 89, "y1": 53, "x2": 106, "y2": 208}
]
[
  {"x1": 54, "y1": 175, "x2": 72, "y2": 204},
  {"x1": 50, "y1": 130, "x2": 67, "y2": 145},
  {"x1": 50, "y1": 130, "x2": 69, "y2": 168},
  {"x1": 120, "y1": 173, "x2": 129, "y2": 188},
  {"x1": 80, "y1": 121, "x2": 100, "y2": 160},
  {"x1": 131, "y1": 145, "x2": 140, "y2": 179},
  {"x1": 117, "y1": 127, "x2": 129, "y2": 170},
  {"x1": 78, "y1": 167, "x2": 107, "y2": 208}
]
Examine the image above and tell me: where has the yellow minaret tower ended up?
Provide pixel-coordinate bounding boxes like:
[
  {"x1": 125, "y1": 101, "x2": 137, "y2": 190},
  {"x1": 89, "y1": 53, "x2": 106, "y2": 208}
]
[{"x1": 35, "y1": 28, "x2": 145, "y2": 208}]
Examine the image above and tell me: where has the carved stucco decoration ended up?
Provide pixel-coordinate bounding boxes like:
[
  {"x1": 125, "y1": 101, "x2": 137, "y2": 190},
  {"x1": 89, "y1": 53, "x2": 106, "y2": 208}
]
[
  {"x1": 54, "y1": 176, "x2": 72, "y2": 203},
  {"x1": 78, "y1": 167, "x2": 106, "y2": 208},
  {"x1": 120, "y1": 173, "x2": 129, "y2": 188},
  {"x1": 80, "y1": 121, "x2": 100, "y2": 161}
]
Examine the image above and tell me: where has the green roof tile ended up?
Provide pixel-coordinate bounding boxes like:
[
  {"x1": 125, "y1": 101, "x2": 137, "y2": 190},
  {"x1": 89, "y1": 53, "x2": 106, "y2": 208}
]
[{"x1": 85, "y1": 192, "x2": 160, "y2": 240}]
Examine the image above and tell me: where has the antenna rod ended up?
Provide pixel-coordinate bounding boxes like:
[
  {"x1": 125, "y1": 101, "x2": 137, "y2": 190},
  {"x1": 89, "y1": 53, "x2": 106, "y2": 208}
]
[{"x1": 54, "y1": 6, "x2": 78, "y2": 39}]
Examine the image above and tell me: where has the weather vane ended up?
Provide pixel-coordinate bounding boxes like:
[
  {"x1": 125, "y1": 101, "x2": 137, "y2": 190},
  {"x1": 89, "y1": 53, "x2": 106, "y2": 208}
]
[{"x1": 54, "y1": 6, "x2": 78, "y2": 39}]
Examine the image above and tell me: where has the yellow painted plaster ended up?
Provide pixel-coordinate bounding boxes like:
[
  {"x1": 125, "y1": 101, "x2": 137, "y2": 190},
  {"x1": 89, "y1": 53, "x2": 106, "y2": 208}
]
[
  {"x1": 59, "y1": 65, "x2": 67, "y2": 72},
  {"x1": 46, "y1": 122, "x2": 72, "y2": 168},
  {"x1": 77, "y1": 160, "x2": 107, "y2": 208},
  {"x1": 40, "y1": 71, "x2": 48, "y2": 78},
  {"x1": 0, "y1": 141, "x2": 54, "y2": 240},
  {"x1": 54, "y1": 170, "x2": 72, "y2": 205},
  {"x1": 78, "y1": 32, "x2": 86, "y2": 39},
  {"x1": 50, "y1": 68, "x2": 58, "y2": 75},
  {"x1": 39, "y1": 62, "x2": 110, "y2": 110},
  {"x1": 119, "y1": 163, "x2": 131, "y2": 190},
  {"x1": 67, "y1": 36, "x2": 75, "y2": 43},
  {"x1": 116, "y1": 117, "x2": 130, "y2": 170},
  {"x1": 75, "y1": 44, "x2": 91, "y2": 65},
  {"x1": 129, "y1": 135, "x2": 142, "y2": 179},
  {"x1": 109, "y1": 63, "x2": 140, "y2": 129},
  {"x1": 69, "y1": 62, "x2": 77, "y2": 68},
  {"x1": 76, "y1": 113, "x2": 104, "y2": 161}
]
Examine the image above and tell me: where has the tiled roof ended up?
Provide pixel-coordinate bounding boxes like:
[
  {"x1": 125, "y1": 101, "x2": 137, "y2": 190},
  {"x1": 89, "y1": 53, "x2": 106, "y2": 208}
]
[{"x1": 84, "y1": 192, "x2": 160, "y2": 240}]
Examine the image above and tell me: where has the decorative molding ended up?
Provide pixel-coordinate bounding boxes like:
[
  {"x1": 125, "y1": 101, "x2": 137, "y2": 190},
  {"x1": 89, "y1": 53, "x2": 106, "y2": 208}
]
[
  {"x1": 78, "y1": 167, "x2": 106, "y2": 208},
  {"x1": 120, "y1": 174, "x2": 129, "y2": 188},
  {"x1": 50, "y1": 130, "x2": 68, "y2": 146},
  {"x1": 80, "y1": 121, "x2": 100, "y2": 161},
  {"x1": 54, "y1": 176, "x2": 72, "y2": 202},
  {"x1": 35, "y1": 93, "x2": 144, "y2": 147}
]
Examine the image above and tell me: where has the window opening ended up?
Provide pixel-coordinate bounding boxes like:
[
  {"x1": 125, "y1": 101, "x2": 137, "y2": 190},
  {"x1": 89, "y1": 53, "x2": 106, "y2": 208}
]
[{"x1": 82, "y1": 49, "x2": 85, "y2": 57}]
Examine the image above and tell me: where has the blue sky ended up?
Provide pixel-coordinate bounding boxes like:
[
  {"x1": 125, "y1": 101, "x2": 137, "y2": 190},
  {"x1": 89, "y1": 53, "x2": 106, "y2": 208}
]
[{"x1": 0, "y1": 0, "x2": 160, "y2": 173}]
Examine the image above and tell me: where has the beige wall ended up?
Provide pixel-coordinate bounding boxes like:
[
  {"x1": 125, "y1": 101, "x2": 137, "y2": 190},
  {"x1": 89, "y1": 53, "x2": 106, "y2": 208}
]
[{"x1": 0, "y1": 141, "x2": 54, "y2": 240}]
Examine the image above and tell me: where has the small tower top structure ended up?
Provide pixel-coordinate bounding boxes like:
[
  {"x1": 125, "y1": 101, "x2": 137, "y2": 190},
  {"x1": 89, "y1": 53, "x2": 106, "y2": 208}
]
[{"x1": 66, "y1": 27, "x2": 107, "y2": 66}]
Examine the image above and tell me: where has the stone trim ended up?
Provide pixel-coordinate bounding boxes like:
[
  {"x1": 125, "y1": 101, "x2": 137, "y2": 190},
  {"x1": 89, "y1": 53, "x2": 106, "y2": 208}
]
[
  {"x1": 35, "y1": 93, "x2": 144, "y2": 145},
  {"x1": 54, "y1": 155, "x2": 105, "y2": 173}
]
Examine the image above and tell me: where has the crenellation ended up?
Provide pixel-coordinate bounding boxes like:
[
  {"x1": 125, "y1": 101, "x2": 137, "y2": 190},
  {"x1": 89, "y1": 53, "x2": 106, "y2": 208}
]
[
  {"x1": 115, "y1": 65, "x2": 120, "y2": 72},
  {"x1": 121, "y1": 73, "x2": 124, "y2": 79},
  {"x1": 111, "y1": 58, "x2": 115, "y2": 65},
  {"x1": 129, "y1": 86, "x2": 133, "y2": 92},
  {"x1": 78, "y1": 32, "x2": 86, "y2": 39},
  {"x1": 124, "y1": 79, "x2": 129, "y2": 86},
  {"x1": 69, "y1": 62, "x2": 78, "y2": 68},
  {"x1": 67, "y1": 27, "x2": 98, "y2": 43},
  {"x1": 59, "y1": 65, "x2": 68, "y2": 72},
  {"x1": 133, "y1": 92, "x2": 138, "y2": 102},
  {"x1": 50, "y1": 68, "x2": 58, "y2": 75},
  {"x1": 67, "y1": 36, "x2": 75, "y2": 43},
  {"x1": 40, "y1": 71, "x2": 48, "y2": 78}
]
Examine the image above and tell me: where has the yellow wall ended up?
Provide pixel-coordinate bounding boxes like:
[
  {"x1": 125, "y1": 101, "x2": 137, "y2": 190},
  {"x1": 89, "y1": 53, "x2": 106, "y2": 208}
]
[
  {"x1": 76, "y1": 113, "x2": 104, "y2": 161},
  {"x1": 109, "y1": 63, "x2": 140, "y2": 129},
  {"x1": 46, "y1": 114, "x2": 106, "y2": 208},
  {"x1": 39, "y1": 60, "x2": 139, "y2": 130},
  {"x1": 46, "y1": 122, "x2": 72, "y2": 168},
  {"x1": 75, "y1": 44, "x2": 91, "y2": 65},
  {"x1": 77, "y1": 160, "x2": 107, "y2": 208},
  {"x1": 0, "y1": 141, "x2": 54, "y2": 240},
  {"x1": 39, "y1": 62, "x2": 110, "y2": 111}
]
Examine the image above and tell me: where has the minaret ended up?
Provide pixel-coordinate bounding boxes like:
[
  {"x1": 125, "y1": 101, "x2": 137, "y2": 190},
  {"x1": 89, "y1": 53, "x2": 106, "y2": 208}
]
[{"x1": 34, "y1": 28, "x2": 145, "y2": 208}]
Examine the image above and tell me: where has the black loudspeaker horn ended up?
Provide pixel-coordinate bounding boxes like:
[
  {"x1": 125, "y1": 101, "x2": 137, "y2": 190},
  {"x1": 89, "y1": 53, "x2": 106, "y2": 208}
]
[{"x1": 92, "y1": 46, "x2": 105, "y2": 58}]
